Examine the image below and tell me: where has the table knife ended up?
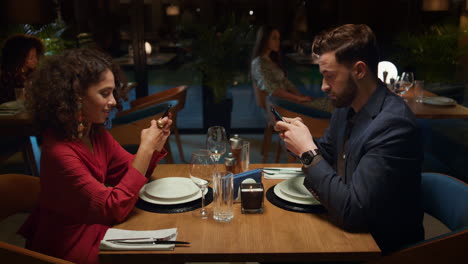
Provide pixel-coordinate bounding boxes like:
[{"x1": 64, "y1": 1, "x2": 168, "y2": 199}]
[{"x1": 110, "y1": 240, "x2": 189, "y2": 245}]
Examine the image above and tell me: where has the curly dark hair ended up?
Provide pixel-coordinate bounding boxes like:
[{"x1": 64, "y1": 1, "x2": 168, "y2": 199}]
[
  {"x1": 26, "y1": 48, "x2": 130, "y2": 140},
  {"x1": 1, "y1": 34, "x2": 45, "y2": 75},
  {"x1": 0, "y1": 34, "x2": 45, "y2": 103}
]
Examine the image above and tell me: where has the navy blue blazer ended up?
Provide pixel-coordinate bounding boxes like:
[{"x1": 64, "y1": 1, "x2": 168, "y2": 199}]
[{"x1": 303, "y1": 84, "x2": 424, "y2": 253}]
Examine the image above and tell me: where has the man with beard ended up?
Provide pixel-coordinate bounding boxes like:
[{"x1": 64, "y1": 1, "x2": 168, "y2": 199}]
[{"x1": 275, "y1": 24, "x2": 424, "y2": 253}]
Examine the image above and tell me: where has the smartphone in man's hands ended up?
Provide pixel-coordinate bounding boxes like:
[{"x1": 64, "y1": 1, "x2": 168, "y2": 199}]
[{"x1": 270, "y1": 106, "x2": 284, "y2": 122}]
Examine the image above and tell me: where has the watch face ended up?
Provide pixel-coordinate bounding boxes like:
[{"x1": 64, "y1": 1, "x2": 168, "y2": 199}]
[{"x1": 301, "y1": 152, "x2": 313, "y2": 165}]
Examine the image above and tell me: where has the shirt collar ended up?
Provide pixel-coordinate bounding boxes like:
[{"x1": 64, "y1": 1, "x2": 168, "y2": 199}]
[{"x1": 354, "y1": 82, "x2": 387, "y2": 119}]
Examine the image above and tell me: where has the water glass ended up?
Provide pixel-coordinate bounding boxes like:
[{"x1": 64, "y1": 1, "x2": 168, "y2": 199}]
[
  {"x1": 206, "y1": 126, "x2": 228, "y2": 166},
  {"x1": 213, "y1": 171, "x2": 234, "y2": 222},
  {"x1": 396, "y1": 72, "x2": 414, "y2": 97},
  {"x1": 414, "y1": 80, "x2": 424, "y2": 103},
  {"x1": 189, "y1": 149, "x2": 215, "y2": 219}
]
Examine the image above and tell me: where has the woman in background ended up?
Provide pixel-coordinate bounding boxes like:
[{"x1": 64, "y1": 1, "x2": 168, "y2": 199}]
[
  {"x1": 0, "y1": 34, "x2": 44, "y2": 103},
  {"x1": 251, "y1": 26, "x2": 332, "y2": 112},
  {"x1": 19, "y1": 48, "x2": 172, "y2": 264},
  {"x1": 251, "y1": 26, "x2": 312, "y2": 103}
]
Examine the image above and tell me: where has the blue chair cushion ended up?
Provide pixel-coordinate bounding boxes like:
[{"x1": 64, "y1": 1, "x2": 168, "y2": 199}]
[{"x1": 421, "y1": 172, "x2": 468, "y2": 231}]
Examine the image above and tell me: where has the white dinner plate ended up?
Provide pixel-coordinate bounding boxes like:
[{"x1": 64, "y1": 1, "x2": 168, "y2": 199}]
[
  {"x1": 422, "y1": 96, "x2": 456, "y2": 106},
  {"x1": 277, "y1": 176, "x2": 314, "y2": 199},
  {"x1": 274, "y1": 183, "x2": 320, "y2": 205},
  {"x1": 0, "y1": 100, "x2": 21, "y2": 110},
  {"x1": 144, "y1": 177, "x2": 199, "y2": 199},
  {"x1": 139, "y1": 185, "x2": 207, "y2": 205}
]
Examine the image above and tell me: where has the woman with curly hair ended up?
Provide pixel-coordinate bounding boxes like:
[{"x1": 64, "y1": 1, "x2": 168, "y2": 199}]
[
  {"x1": 19, "y1": 48, "x2": 172, "y2": 264},
  {"x1": 0, "y1": 34, "x2": 45, "y2": 103}
]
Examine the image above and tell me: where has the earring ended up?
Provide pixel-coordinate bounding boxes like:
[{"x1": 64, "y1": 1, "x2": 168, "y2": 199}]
[{"x1": 77, "y1": 100, "x2": 85, "y2": 139}]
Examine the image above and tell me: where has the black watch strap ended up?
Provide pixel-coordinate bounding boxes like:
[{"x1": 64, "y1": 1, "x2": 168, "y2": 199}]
[{"x1": 300, "y1": 149, "x2": 321, "y2": 166}]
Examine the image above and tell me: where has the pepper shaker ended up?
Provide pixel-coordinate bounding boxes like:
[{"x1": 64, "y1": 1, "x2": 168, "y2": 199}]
[{"x1": 224, "y1": 153, "x2": 236, "y2": 173}]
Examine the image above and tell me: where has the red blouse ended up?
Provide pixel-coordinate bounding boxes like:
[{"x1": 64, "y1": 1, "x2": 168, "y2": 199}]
[{"x1": 19, "y1": 126, "x2": 166, "y2": 264}]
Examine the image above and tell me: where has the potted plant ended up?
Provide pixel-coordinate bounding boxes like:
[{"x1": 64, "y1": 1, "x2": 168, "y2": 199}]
[
  {"x1": 189, "y1": 14, "x2": 255, "y2": 130},
  {"x1": 392, "y1": 22, "x2": 468, "y2": 103}
]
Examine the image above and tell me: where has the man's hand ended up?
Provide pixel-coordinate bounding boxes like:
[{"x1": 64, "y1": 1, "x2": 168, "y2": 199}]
[{"x1": 274, "y1": 117, "x2": 317, "y2": 157}]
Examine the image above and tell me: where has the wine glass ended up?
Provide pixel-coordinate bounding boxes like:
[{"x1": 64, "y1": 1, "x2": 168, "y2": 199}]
[
  {"x1": 396, "y1": 72, "x2": 414, "y2": 98},
  {"x1": 189, "y1": 149, "x2": 215, "y2": 219},
  {"x1": 206, "y1": 126, "x2": 227, "y2": 166}
]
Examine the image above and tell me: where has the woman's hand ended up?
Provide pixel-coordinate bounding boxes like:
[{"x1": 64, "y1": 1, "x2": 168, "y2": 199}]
[{"x1": 140, "y1": 117, "x2": 172, "y2": 153}]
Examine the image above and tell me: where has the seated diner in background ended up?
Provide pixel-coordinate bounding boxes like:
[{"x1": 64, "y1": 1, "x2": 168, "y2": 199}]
[
  {"x1": 18, "y1": 48, "x2": 172, "y2": 264},
  {"x1": 251, "y1": 25, "x2": 333, "y2": 113},
  {"x1": 275, "y1": 24, "x2": 424, "y2": 253},
  {"x1": 0, "y1": 34, "x2": 45, "y2": 104}
]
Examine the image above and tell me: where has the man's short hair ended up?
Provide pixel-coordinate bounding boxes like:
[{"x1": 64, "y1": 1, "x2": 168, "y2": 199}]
[{"x1": 312, "y1": 24, "x2": 379, "y2": 76}]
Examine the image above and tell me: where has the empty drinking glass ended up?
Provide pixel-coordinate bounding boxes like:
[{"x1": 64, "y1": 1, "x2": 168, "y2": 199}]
[
  {"x1": 189, "y1": 149, "x2": 215, "y2": 219},
  {"x1": 206, "y1": 126, "x2": 227, "y2": 167},
  {"x1": 396, "y1": 72, "x2": 414, "y2": 97}
]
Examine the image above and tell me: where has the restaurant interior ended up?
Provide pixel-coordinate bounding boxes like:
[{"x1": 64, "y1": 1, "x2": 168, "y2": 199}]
[{"x1": 0, "y1": 0, "x2": 467, "y2": 263}]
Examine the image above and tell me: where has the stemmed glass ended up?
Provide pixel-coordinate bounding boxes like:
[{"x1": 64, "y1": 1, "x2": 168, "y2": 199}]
[
  {"x1": 206, "y1": 126, "x2": 227, "y2": 168},
  {"x1": 396, "y1": 72, "x2": 414, "y2": 98},
  {"x1": 189, "y1": 149, "x2": 215, "y2": 219}
]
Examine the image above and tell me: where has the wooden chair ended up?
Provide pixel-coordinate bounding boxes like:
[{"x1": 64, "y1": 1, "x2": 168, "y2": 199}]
[
  {"x1": 110, "y1": 100, "x2": 178, "y2": 163},
  {"x1": 367, "y1": 172, "x2": 468, "y2": 264},
  {"x1": 252, "y1": 83, "x2": 274, "y2": 163},
  {"x1": 0, "y1": 174, "x2": 74, "y2": 263},
  {"x1": 119, "y1": 85, "x2": 188, "y2": 163},
  {"x1": 267, "y1": 96, "x2": 331, "y2": 162}
]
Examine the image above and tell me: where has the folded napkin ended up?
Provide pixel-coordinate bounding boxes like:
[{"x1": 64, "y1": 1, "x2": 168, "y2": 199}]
[
  {"x1": 0, "y1": 101, "x2": 23, "y2": 115},
  {"x1": 233, "y1": 169, "x2": 262, "y2": 200},
  {"x1": 263, "y1": 167, "x2": 304, "y2": 179},
  {"x1": 100, "y1": 228, "x2": 177, "y2": 251}
]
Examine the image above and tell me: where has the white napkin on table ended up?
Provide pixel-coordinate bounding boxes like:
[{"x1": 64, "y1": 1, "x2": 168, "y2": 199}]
[
  {"x1": 100, "y1": 228, "x2": 178, "y2": 251},
  {"x1": 263, "y1": 167, "x2": 304, "y2": 179}
]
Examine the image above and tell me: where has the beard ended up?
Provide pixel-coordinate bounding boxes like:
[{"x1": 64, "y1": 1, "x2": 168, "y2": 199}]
[{"x1": 330, "y1": 74, "x2": 357, "y2": 108}]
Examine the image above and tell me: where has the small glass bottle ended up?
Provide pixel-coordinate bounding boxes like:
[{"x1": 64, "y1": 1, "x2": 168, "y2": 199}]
[
  {"x1": 224, "y1": 153, "x2": 236, "y2": 173},
  {"x1": 229, "y1": 134, "x2": 243, "y2": 173}
]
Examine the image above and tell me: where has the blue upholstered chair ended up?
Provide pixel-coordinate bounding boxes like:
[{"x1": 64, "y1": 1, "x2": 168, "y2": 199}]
[
  {"x1": 267, "y1": 96, "x2": 331, "y2": 162},
  {"x1": 368, "y1": 172, "x2": 468, "y2": 263},
  {"x1": 110, "y1": 100, "x2": 178, "y2": 163}
]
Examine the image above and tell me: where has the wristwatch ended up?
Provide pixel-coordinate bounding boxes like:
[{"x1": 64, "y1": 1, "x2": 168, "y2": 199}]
[{"x1": 300, "y1": 149, "x2": 321, "y2": 166}]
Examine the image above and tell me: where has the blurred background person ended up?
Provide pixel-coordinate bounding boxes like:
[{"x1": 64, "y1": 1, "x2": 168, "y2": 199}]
[
  {"x1": 251, "y1": 25, "x2": 312, "y2": 103},
  {"x1": 0, "y1": 34, "x2": 45, "y2": 104}
]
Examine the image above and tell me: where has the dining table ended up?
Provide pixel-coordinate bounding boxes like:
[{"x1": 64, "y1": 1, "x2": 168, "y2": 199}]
[
  {"x1": 99, "y1": 163, "x2": 381, "y2": 264},
  {"x1": 402, "y1": 88, "x2": 468, "y2": 119}
]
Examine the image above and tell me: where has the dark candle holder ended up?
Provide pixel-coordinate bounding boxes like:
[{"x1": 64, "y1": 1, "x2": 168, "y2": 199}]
[{"x1": 241, "y1": 183, "x2": 264, "y2": 214}]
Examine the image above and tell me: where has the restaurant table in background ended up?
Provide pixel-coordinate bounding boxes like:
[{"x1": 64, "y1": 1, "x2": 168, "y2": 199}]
[
  {"x1": 286, "y1": 52, "x2": 316, "y2": 65},
  {"x1": 402, "y1": 88, "x2": 468, "y2": 119},
  {"x1": 113, "y1": 53, "x2": 177, "y2": 67},
  {"x1": 99, "y1": 164, "x2": 381, "y2": 264}
]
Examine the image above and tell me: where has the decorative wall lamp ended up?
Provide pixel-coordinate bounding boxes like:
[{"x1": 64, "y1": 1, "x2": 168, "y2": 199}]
[
  {"x1": 166, "y1": 5, "x2": 180, "y2": 16},
  {"x1": 422, "y1": 0, "x2": 450, "y2": 11}
]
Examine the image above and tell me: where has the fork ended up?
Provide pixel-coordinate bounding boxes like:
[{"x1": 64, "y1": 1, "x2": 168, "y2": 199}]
[{"x1": 105, "y1": 233, "x2": 176, "y2": 242}]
